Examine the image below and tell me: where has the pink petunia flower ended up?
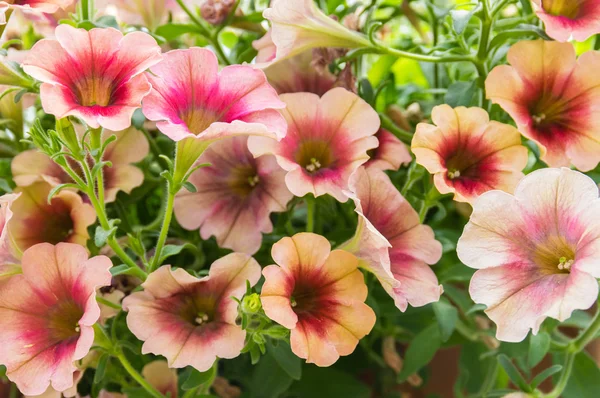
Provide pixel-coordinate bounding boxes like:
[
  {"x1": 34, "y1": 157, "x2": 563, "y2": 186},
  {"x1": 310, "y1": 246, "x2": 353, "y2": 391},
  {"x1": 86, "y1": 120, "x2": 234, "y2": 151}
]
[
  {"x1": 9, "y1": 182, "x2": 96, "y2": 253},
  {"x1": 342, "y1": 166, "x2": 443, "y2": 311},
  {"x1": 248, "y1": 88, "x2": 380, "y2": 202},
  {"x1": 412, "y1": 105, "x2": 528, "y2": 203},
  {"x1": 263, "y1": 0, "x2": 370, "y2": 63},
  {"x1": 141, "y1": 47, "x2": 287, "y2": 143},
  {"x1": 21, "y1": 24, "x2": 162, "y2": 131},
  {"x1": 97, "y1": 361, "x2": 177, "y2": 398},
  {"x1": 0, "y1": 0, "x2": 73, "y2": 24},
  {"x1": 174, "y1": 136, "x2": 293, "y2": 255},
  {"x1": 0, "y1": 193, "x2": 20, "y2": 280},
  {"x1": 457, "y1": 168, "x2": 600, "y2": 342},
  {"x1": 486, "y1": 40, "x2": 600, "y2": 172},
  {"x1": 532, "y1": 0, "x2": 600, "y2": 42},
  {"x1": 0, "y1": 242, "x2": 112, "y2": 395},
  {"x1": 99, "y1": 0, "x2": 178, "y2": 31},
  {"x1": 261, "y1": 233, "x2": 376, "y2": 366},
  {"x1": 123, "y1": 253, "x2": 261, "y2": 371},
  {"x1": 12, "y1": 127, "x2": 149, "y2": 202},
  {"x1": 366, "y1": 129, "x2": 411, "y2": 172}
]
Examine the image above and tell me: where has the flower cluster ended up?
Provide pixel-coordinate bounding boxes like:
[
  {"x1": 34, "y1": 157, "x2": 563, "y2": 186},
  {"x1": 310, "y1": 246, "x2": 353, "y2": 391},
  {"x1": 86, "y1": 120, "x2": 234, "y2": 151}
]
[{"x1": 1, "y1": 0, "x2": 600, "y2": 397}]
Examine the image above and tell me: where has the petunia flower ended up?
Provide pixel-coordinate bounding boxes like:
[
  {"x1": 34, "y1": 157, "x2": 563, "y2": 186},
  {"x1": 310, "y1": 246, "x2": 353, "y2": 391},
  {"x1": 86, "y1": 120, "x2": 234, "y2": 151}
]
[
  {"x1": 260, "y1": 233, "x2": 376, "y2": 367},
  {"x1": 12, "y1": 127, "x2": 149, "y2": 202},
  {"x1": 248, "y1": 88, "x2": 380, "y2": 202},
  {"x1": 263, "y1": 0, "x2": 370, "y2": 62},
  {"x1": 0, "y1": 0, "x2": 73, "y2": 24},
  {"x1": 342, "y1": 166, "x2": 443, "y2": 311},
  {"x1": 101, "y1": 0, "x2": 178, "y2": 31},
  {"x1": 412, "y1": 105, "x2": 528, "y2": 203},
  {"x1": 366, "y1": 129, "x2": 411, "y2": 172},
  {"x1": 531, "y1": 0, "x2": 600, "y2": 42},
  {"x1": 457, "y1": 167, "x2": 600, "y2": 342},
  {"x1": 9, "y1": 182, "x2": 96, "y2": 253},
  {"x1": 174, "y1": 136, "x2": 293, "y2": 255},
  {"x1": 21, "y1": 24, "x2": 162, "y2": 131},
  {"x1": 486, "y1": 40, "x2": 600, "y2": 172},
  {"x1": 0, "y1": 193, "x2": 20, "y2": 280},
  {"x1": 123, "y1": 253, "x2": 261, "y2": 371},
  {"x1": 141, "y1": 360, "x2": 179, "y2": 398},
  {"x1": 25, "y1": 370, "x2": 83, "y2": 398},
  {"x1": 0, "y1": 242, "x2": 112, "y2": 395}
]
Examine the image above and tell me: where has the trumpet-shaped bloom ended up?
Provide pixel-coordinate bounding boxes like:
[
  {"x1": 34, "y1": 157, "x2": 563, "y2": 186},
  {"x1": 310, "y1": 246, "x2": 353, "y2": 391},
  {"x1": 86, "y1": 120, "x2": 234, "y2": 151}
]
[
  {"x1": 0, "y1": 0, "x2": 73, "y2": 24},
  {"x1": 261, "y1": 233, "x2": 376, "y2": 366},
  {"x1": 248, "y1": 88, "x2": 380, "y2": 202},
  {"x1": 532, "y1": 0, "x2": 600, "y2": 42},
  {"x1": 486, "y1": 40, "x2": 600, "y2": 172},
  {"x1": 142, "y1": 47, "x2": 287, "y2": 143},
  {"x1": 104, "y1": 0, "x2": 177, "y2": 31},
  {"x1": 457, "y1": 168, "x2": 600, "y2": 342},
  {"x1": 174, "y1": 137, "x2": 293, "y2": 254},
  {"x1": 123, "y1": 253, "x2": 261, "y2": 371},
  {"x1": 366, "y1": 129, "x2": 411, "y2": 172},
  {"x1": 12, "y1": 127, "x2": 149, "y2": 202},
  {"x1": 342, "y1": 167, "x2": 443, "y2": 311},
  {"x1": 9, "y1": 182, "x2": 96, "y2": 253},
  {"x1": 263, "y1": 0, "x2": 370, "y2": 62},
  {"x1": 22, "y1": 24, "x2": 162, "y2": 131},
  {"x1": 412, "y1": 105, "x2": 528, "y2": 203},
  {"x1": 0, "y1": 193, "x2": 19, "y2": 279},
  {"x1": 141, "y1": 361, "x2": 178, "y2": 398},
  {"x1": 0, "y1": 243, "x2": 112, "y2": 395}
]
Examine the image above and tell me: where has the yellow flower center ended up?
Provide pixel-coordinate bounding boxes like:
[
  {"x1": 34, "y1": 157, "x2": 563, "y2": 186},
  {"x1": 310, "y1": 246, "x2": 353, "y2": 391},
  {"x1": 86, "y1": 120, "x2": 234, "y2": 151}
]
[
  {"x1": 542, "y1": 0, "x2": 581, "y2": 19},
  {"x1": 447, "y1": 169, "x2": 461, "y2": 179},
  {"x1": 295, "y1": 140, "x2": 334, "y2": 174}
]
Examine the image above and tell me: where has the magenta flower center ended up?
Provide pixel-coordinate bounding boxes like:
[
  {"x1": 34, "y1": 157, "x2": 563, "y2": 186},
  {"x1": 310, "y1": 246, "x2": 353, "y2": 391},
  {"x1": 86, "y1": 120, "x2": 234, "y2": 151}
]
[
  {"x1": 542, "y1": 0, "x2": 582, "y2": 18},
  {"x1": 47, "y1": 300, "x2": 84, "y2": 342},
  {"x1": 295, "y1": 140, "x2": 335, "y2": 174},
  {"x1": 74, "y1": 76, "x2": 116, "y2": 107},
  {"x1": 442, "y1": 141, "x2": 486, "y2": 181},
  {"x1": 229, "y1": 166, "x2": 261, "y2": 197},
  {"x1": 35, "y1": 198, "x2": 75, "y2": 245},
  {"x1": 530, "y1": 235, "x2": 575, "y2": 274},
  {"x1": 527, "y1": 92, "x2": 569, "y2": 133}
]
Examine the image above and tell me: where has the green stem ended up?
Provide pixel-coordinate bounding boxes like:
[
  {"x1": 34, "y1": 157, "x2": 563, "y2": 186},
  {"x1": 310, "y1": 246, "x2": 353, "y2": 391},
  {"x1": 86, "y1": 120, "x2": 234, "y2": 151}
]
[
  {"x1": 306, "y1": 196, "x2": 315, "y2": 233},
  {"x1": 379, "y1": 113, "x2": 413, "y2": 144},
  {"x1": 80, "y1": 0, "x2": 90, "y2": 20},
  {"x1": 543, "y1": 351, "x2": 575, "y2": 398},
  {"x1": 370, "y1": 44, "x2": 474, "y2": 64},
  {"x1": 149, "y1": 184, "x2": 175, "y2": 272},
  {"x1": 573, "y1": 302, "x2": 600, "y2": 351},
  {"x1": 8, "y1": 383, "x2": 16, "y2": 398},
  {"x1": 115, "y1": 350, "x2": 164, "y2": 398},
  {"x1": 96, "y1": 295, "x2": 122, "y2": 310}
]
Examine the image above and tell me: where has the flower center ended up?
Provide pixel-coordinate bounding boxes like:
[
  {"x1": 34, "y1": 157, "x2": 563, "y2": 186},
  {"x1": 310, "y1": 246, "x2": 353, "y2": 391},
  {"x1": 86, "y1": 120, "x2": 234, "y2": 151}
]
[
  {"x1": 194, "y1": 312, "x2": 211, "y2": 325},
  {"x1": 47, "y1": 300, "x2": 84, "y2": 342},
  {"x1": 229, "y1": 166, "x2": 260, "y2": 197},
  {"x1": 557, "y1": 256, "x2": 574, "y2": 271},
  {"x1": 528, "y1": 93, "x2": 568, "y2": 133},
  {"x1": 178, "y1": 292, "x2": 217, "y2": 327},
  {"x1": 295, "y1": 140, "x2": 334, "y2": 174},
  {"x1": 447, "y1": 169, "x2": 461, "y2": 179},
  {"x1": 37, "y1": 198, "x2": 75, "y2": 245},
  {"x1": 542, "y1": 0, "x2": 581, "y2": 18},
  {"x1": 75, "y1": 77, "x2": 115, "y2": 107},
  {"x1": 531, "y1": 235, "x2": 576, "y2": 274},
  {"x1": 181, "y1": 108, "x2": 219, "y2": 135}
]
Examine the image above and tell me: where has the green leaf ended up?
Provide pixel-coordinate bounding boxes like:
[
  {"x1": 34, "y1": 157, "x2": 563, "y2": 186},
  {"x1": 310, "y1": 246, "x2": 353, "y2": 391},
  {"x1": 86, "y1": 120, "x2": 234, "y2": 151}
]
[
  {"x1": 449, "y1": 8, "x2": 478, "y2": 35},
  {"x1": 220, "y1": 31, "x2": 239, "y2": 49},
  {"x1": 556, "y1": 352, "x2": 600, "y2": 398},
  {"x1": 47, "y1": 183, "x2": 79, "y2": 203},
  {"x1": 488, "y1": 25, "x2": 550, "y2": 51},
  {"x1": 94, "y1": 223, "x2": 118, "y2": 248},
  {"x1": 530, "y1": 365, "x2": 562, "y2": 389},
  {"x1": 398, "y1": 323, "x2": 442, "y2": 382},
  {"x1": 182, "y1": 365, "x2": 217, "y2": 391},
  {"x1": 93, "y1": 354, "x2": 109, "y2": 384},
  {"x1": 527, "y1": 331, "x2": 550, "y2": 368},
  {"x1": 519, "y1": 0, "x2": 533, "y2": 14},
  {"x1": 268, "y1": 341, "x2": 302, "y2": 380},
  {"x1": 289, "y1": 366, "x2": 371, "y2": 398},
  {"x1": 182, "y1": 181, "x2": 197, "y2": 193},
  {"x1": 158, "y1": 243, "x2": 197, "y2": 264},
  {"x1": 444, "y1": 81, "x2": 476, "y2": 107},
  {"x1": 155, "y1": 23, "x2": 201, "y2": 41},
  {"x1": 497, "y1": 354, "x2": 532, "y2": 393},
  {"x1": 433, "y1": 299, "x2": 458, "y2": 342},
  {"x1": 250, "y1": 351, "x2": 293, "y2": 398}
]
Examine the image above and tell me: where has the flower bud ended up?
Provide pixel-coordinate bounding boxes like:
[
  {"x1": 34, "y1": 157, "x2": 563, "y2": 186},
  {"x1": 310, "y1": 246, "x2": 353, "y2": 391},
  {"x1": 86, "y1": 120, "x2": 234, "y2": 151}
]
[
  {"x1": 200, "y1": 0, "x2": 236, "y2": 25},
  {"x1": 241, "y1": 292, "x2": 262, "y2": 314}
]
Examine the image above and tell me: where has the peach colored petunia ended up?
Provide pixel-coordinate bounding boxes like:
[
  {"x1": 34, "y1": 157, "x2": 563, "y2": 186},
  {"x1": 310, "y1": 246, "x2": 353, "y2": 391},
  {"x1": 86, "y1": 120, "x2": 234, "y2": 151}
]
[
  {"x1": 412, "y1": 105, "x2": 528, "y2": 203},
  {"x1": 457, "y1": 168, "x2": 600, "y2": 342},
  {"x1": 21, "y1": 24, "x2": 162, "y2": 130},
  {"x1": 141, "y1": 361, "x2": 179, "y2": 398},
  {"x1": 0, "y1": 0, "x2": 73, "y2": 24},
  {"x1": 532, "y1": 0, "x2": 600, "y2": 42},
  {"x1": 8, "y1": 182, "x2": 96, "y2": 253},
  {"x1": 248, "y1": 88, "x2": 380, "y2": 202},
  {"x1": 142, "y1": 47, "x2": 287, "y2": 143},
  {"x1": 263, "y1": 0, "x2": 370, "y2": 62},
  {"x1": 486, "y1": 40, "x2": 600, "y2": 172},
  {"x1": 174, "y1": 136, "x2": 293, "y2": 254},
  {"x1": 0, "y1": 243, "x2": 112, "y2": 396},
  {"x1": 342, "y1": 166, "x2": 443, "y2": 311},
  {"x1": 123, "y1": 253, "x2": 261, "y2": 371},
  {"x1": 0, "y1": 193, "x2": 20, "y2": 279},
  {"x1": 12, "y1": 127, "x2": 149, "y2": 202},
  {"x1": 261, "y1": 233, "x2": 376, "y2": 367},
  {"x1": 366, "y1": 129, "x2": 411, "y2": 172}
]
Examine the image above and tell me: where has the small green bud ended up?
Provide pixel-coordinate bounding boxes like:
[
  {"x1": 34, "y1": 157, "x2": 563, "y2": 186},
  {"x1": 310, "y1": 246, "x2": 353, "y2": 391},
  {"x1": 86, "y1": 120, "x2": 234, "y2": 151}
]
[{"x1": 241, "y1": 293, "x2": 262, "y2": 314}]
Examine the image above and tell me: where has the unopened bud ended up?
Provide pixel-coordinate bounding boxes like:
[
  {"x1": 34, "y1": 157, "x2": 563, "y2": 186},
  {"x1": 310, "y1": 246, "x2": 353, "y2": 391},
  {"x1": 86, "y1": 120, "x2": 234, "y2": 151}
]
[
  {"x1": 334, "y1": 63, "x2": 357, "y2": 93},
  {"x1": 386, "y1": 105, "x2": 412, "y2": 132},
  {"x1": 200, "y1": 0, "x2": 236, "y2": 25},
  {"x1": 241, "y1": 293, "x2": 262, "y2": 314}
]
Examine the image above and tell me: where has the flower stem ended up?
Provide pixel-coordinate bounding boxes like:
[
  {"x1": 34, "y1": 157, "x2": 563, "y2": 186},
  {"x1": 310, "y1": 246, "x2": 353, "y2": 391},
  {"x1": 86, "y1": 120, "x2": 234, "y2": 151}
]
[
  {"x1": 306, "y1": 196, "x2": 315, "y2": 233},
  {"x1": 573, "y1": 302, "x2": 600, "y2": 351},
  {"x1": 115, "y1": 350, "x2": 165, "y2": 398},
  {"x1": 149, "y1": 184, "x2": 175, "y2": 272},
  {"x1": 542, "y1": 351, "x2": 575, "y2": 398}
]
